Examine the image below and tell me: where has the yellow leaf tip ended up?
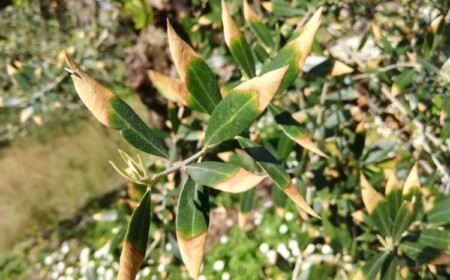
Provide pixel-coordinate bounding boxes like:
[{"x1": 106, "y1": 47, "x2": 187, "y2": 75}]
[{"x1": 221, "y1": 0, "x2": 240, "y2": 46}]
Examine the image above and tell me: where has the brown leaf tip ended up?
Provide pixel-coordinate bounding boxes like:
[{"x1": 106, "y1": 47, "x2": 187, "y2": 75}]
[
  {"x1": 221, "y1": 0, "x2": 241, "y2": 47},
  {"x1": 167, "y1": 19, "x2": 200, "y2": 82},
  {"x1": 234, "y1": 66, "x2": 288, "y2": 112},
  {"x1": 243, "y1": 0, "x2": 260, "y2": 22},
  {"x1": 177, "y1": 231, "x2": 207, "y2": 280}
]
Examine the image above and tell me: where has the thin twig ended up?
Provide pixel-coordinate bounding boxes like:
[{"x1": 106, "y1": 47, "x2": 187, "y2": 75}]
[{"x1": 141, "y1": 144, "x2": 218, "y2": 184}]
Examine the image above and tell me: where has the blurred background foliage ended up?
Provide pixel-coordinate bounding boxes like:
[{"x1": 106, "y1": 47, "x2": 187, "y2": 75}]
[{"x1": 0, "y1": 0, "x2": 449, "y2": 279}]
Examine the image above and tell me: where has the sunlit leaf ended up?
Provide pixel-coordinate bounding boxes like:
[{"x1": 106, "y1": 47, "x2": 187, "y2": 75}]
[
  {"x1": 167, "y1": 20, "x2": 222, "y2": 114},
  {"x1": 391, "y1": 200, "x2": 418, "y2": 242},
  {"x1": 204, "y1": 67, "x2": 288, "y2": 145},
  {"x1": 65, "y1": 53, "x2": 170, "y2": 159},
  {"x1": 261, "y1": 7, "x2": 322, "y2": 93}
]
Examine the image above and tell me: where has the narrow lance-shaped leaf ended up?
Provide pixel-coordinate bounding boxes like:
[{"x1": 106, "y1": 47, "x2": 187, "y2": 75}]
[
  {"x1": 243, "y1": 0, "x2": 275, "y2": 49},
  {"x1": 354, "y1": 252, "x2": 389, "y2": 280},
  {"x1": 237, "y1": 136, "x2": 320, "y2": 218},
  {"x1": 391, "y1": 200, "x2": 418, "y2": 242},
  {"x1": 399, "y1": 242, "x2": 441, "y2": 264},
  {"x1": 261, "y1": 7, "x2": 322, "y2": 94},
  {"x1": 222, "y1": 0, "x2": 255, "y2": 78},
  {"x1": 176, "y1": 177, "x2": 210, "y2": 280},
  {"x1": 204, "y1": 66, "x2": 288, "y2": 145},
  {"x1": 167, "y1": 20, "x2": 222, "y2": 114},
  {"x1": 268, "y1": 104, "x2": 327, "y2": 157},
  {"x1": 370, "y1": 200, "x2": 392, "y2": 237},
  {"x1": 360, "y1": 173, "x2": 384, "y2": 214},
  {"x1": 148, "y1": 70, "x2": 188, "y2": 106},
  {"x1": 186, "y1": 161, "x2": 266, "y2": 193},
  {"x1": 65, "y1": 53, "x2": 170, "y2": 159},
  {"x1": 118, "y1": 190, "x2": 151, "y2": 280}
]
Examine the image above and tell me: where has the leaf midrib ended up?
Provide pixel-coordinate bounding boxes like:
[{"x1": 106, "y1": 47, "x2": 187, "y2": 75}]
[
  {"x1": 111, "y1": 104, "x2": 167, "y2": 157},
  {"x1": 206, "y1": 93, "x2": 257, "y2": 145}
]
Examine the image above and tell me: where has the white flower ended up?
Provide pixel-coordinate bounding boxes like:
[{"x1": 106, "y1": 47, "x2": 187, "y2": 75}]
[
  {"x1": 105, "y1": 268, "x2": 115, "y2": 280},
  {"x1": 266, "y1": 250, "x2": 277, "y2": 265},
  {"x1": 141, "y1": 267, "x2": 151, "y2": 277},
  {"x1": 220, "y1": 235, "x2": 229, "y2": 244},
  {"x1": 304, "y1": 244, "x2": 315, "y2": 255},
  {"x1": 259, "y1": 243, "x2": 270, "y2": 254},
  {"x1": 44, "y1": 255, "x2": 54, "y2": 265},
  {"x1": 222, "y1": 272, "x2": 231, "y2": 280},
  {"x1": 213, "y1": 260, "x2": 225, "y2": 271},
  {"x1": 277, "y1": 243, "x2": 291, "y2": 259},
  {"x1": 165, "y1": 243, "x2": 172, "y2": 251},
  {"x1": 321, "y1": 245, "x2": 333, "y2": 255},
  {"x1": 61, "y1": 241, "x2": 70, "y2": 255},
  {"x1": 79, "y1": 248, "x2": 90, "y2": 264},
  {"x1": 288, "y1": 240, "x2": 300, "y2": 256},
  {"x1": 285, "y1": 212, "x2": 294, "y2": 221},
  {"x1": 279, "y1": 224, "x2": 288, "y2": 234}
]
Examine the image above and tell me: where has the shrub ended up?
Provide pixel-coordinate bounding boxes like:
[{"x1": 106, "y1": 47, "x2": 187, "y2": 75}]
[{"x1": 64, "y1": 1, "x2": 449, "y2": 279}]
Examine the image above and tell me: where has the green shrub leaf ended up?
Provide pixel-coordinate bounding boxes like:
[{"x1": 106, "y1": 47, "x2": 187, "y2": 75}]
[
  {"x1": 222, "y1": 0, "x2": 255, "y2": 78},
  {"x1": 108, "y1": 97, "x2": 170, "y2": 159},
  {"x1": 204, "y1": 67, "x2": 288, "y2": 145},
  {"x1": 167, "y1": 21, "x2": 222, "y2": 114}
]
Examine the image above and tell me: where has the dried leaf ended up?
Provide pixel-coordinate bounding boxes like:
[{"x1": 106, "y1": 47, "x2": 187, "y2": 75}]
[
  {"x1": 403, "y1": 163, "x2": 420, "y2": 195},
  {"x1": 360, "y1": 173, "x2": 384, "y2": 214},
  {"x1": 283, "y1": 181, "x2": 320, "y2": 219},
  {"x1": 177, "y1": 231, "x2": 207, "y2": 280},
  {"x1": 65, "y1": 52, "x2": 114, "y2": 127}
]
